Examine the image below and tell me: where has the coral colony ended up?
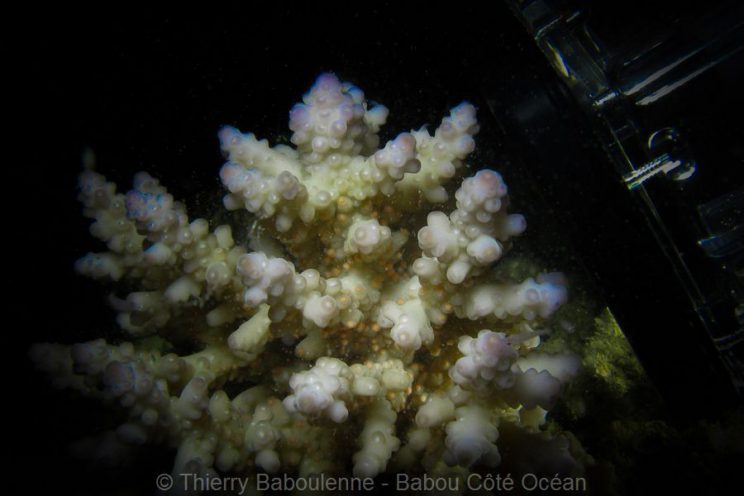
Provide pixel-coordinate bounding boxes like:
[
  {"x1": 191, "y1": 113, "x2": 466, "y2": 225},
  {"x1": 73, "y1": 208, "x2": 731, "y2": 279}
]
[{"x1": 32, "y1": 73, "x2": 587, "y2": 488}]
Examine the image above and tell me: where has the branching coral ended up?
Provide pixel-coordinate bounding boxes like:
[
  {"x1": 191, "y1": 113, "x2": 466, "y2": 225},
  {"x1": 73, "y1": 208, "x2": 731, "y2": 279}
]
[{"x1": 31, "y1": 73, "x2": 588, "y2": 485}]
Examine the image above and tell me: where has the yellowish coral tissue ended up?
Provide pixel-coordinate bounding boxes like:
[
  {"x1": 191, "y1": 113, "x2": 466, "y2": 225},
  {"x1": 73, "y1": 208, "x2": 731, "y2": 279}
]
[{"x1": 31, "y1": 73, "x2": 588, "y2": 488}]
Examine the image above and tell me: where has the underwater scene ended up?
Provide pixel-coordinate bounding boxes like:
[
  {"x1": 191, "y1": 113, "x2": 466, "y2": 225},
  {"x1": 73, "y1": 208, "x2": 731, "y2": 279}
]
[{"x1": 19, "y1": 2, "x2": 742, "y2": 495}]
